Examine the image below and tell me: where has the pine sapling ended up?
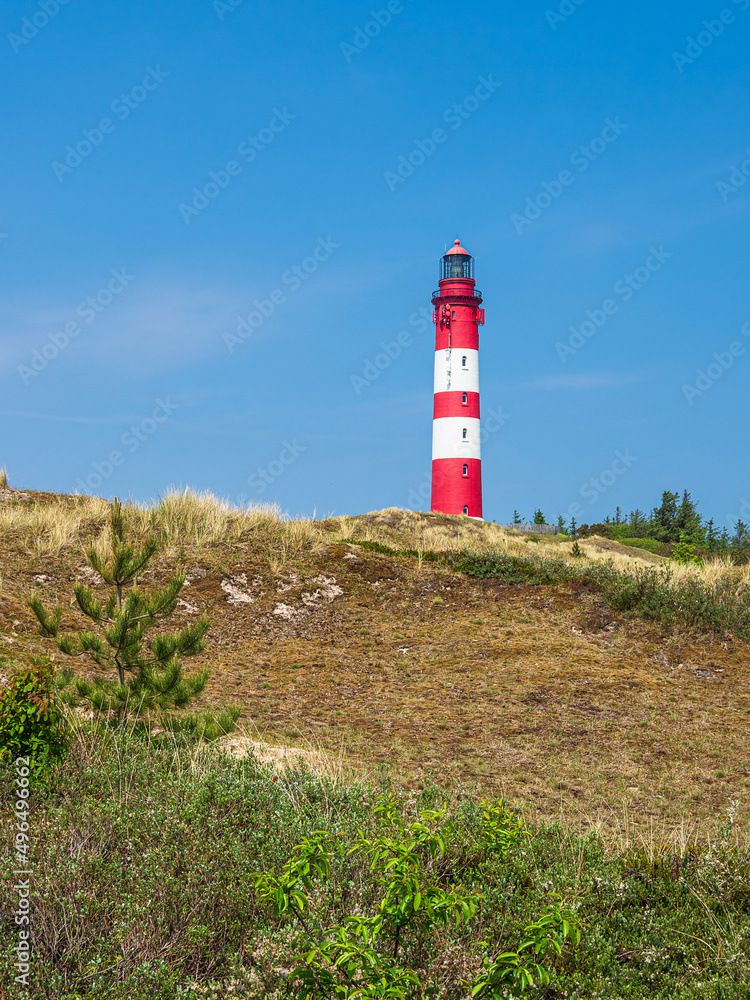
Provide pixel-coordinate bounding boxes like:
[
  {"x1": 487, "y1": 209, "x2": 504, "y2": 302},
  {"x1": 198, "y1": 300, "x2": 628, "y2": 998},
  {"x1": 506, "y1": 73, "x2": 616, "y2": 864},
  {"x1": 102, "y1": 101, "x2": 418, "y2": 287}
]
[{"x1": 29, "y1": 497, "x2": 210, "y2": 728}]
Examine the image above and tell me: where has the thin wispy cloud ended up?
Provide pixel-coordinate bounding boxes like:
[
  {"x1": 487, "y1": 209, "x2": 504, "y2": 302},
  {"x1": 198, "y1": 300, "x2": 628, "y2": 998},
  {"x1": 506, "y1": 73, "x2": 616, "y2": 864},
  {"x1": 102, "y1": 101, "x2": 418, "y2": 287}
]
[
  {"x1": 0, "y1": 409, "x2": 147, "y2": 425},
  {"x1": 0, "y1": 257, "x2": 356, "y2": 380},
  {"x1": 0, "y1": 278, "x2": 253, "y2": 378},
  {"x1": 519, "y1": 371, "x2": 652, "y2": 390}
]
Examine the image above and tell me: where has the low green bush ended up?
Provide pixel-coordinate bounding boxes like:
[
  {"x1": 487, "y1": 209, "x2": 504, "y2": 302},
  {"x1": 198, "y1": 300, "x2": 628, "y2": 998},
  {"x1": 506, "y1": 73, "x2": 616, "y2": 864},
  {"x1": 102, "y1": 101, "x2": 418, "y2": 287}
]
[
  {"x1": 449, "y1": 551, "x2": 562, "y2": 584},
  {"x1": 449, "y1": 550, "x2": 614, "y2": 589},
  {"x1": 0, "y1": 728, "x2": 748, "y2": 998},
  {"x1": 602, "y1": 564, "x2": 747, "y2": 635},
  {"x1": 451, "y1": 549, "x2": 750, "y2": 640},
  {"x1": 0, "y1": 659, "x2": 66, "y2": 773},
  {"x1": 620, "y1": 538, "x2": 666, "y2": 555},
  {"x1": 671, "y1": 537, "x2": 703, "y2": 566},
  {"x1": 349, "y1": 538, "x2": 401, "y2": 557},
  {"x1": 578, "y1": 523, "x2": 615, "y2": 539},
  {"x1": 611, "y1": 525, "x2": 632, "y2": 541},
  {"x1": 345, "y1": 538, "x2": 440, "y2": 562},
  {"x1": 157, "y1": 706, "x2": 242, "y2": 744},
  {"x1": 254, "y1": 796, "x2": 580, "y2": 998}
]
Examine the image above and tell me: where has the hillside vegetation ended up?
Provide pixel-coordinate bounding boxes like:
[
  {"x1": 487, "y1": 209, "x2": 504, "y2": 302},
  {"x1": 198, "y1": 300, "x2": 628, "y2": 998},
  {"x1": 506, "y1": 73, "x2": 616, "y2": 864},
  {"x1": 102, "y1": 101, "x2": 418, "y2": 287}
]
[
  {"x1": 1, "y1": 486, "x2": 750, "y2": 998},
  {"x1": 1, "y1": 486, "x2": 748, "y2": 837},
  {"x1": 1, "y1": 723, "x2": 748, "y2": 999}
]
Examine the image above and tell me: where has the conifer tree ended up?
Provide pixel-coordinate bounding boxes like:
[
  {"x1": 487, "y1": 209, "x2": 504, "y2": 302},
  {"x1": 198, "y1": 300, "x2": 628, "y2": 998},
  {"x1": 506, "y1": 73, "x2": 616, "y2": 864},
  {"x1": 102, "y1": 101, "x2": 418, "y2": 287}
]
[
  {"x1": 733, "y1": 519, "x2": 750, "y2": 563},
  {"x1": 705, "y1": 519, "x2": 718, "y2": 552},
  {"x1": 652, "y1": 490, "x2": 680, "y2": 542},
  {"x1": 628, "y1": 509, "x2": 647, "y2": 537},
  {"x1": 29, "y1": 498, "x2": 210, "y2": 728},
  {"x1": 513, "y1": 510, "x2": 523, "y2": 524},
  {"x1": 673, "y1": 490, "x2": 700, "y2": 542},
  {"x1": 533, "y1": 509, "x2": 546, "y2": 525}
]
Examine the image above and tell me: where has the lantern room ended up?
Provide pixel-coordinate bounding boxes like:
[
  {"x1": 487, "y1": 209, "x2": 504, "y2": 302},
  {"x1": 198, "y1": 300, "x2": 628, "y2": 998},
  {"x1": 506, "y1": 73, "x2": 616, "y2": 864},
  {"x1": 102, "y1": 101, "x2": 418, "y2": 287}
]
[{"x1": 440, "y1": 239, "x2": 475, "y2": 281}]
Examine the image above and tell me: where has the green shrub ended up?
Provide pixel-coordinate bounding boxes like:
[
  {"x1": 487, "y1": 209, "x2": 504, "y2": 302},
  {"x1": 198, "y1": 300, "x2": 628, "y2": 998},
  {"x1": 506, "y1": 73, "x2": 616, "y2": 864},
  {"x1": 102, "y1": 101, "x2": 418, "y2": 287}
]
[
  {"x1": 671, "y1": 536, "x2": 703, "y2": 566},
  {"x1": 158, "y1": 706, "x2": 242, "y2": 744},
  {"x1": 349, "y1": 538, "x2": 401, "y2": 557},
  {"x1": 604, "y1": 566, "x2": 750, "y2": 638},
  {"x1": 255, "y1": 795, "x2": 578, "y2": 999},
  {"x1": 345, "y1": 538, "x2": 441, "y2": 562},
  {"x1": 452, "y1": 548, "x2": 750, "y2": 640},
  {"x1": 578, "y1": 523, "x2": 614, "y2": 539},
  {"x1": 0, "y1": 659, "x2": 66, "y2": 772},
  {"x1": 449, "y1": 551, "x2": 561, "y2": 584},
  {"x1": 620, "y1": 538, "x2": 666, "y2": 555}
]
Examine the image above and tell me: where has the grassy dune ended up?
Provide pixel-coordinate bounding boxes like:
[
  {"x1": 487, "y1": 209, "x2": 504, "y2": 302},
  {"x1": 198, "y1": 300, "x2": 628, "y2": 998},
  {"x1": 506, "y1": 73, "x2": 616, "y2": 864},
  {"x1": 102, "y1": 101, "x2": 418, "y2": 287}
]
[
  {"x1": 1, "y1": 486, "x2": 750, "y2": 997},
  {"x1": 1, "y1": 486, "x2": 748, "y2": 838}
]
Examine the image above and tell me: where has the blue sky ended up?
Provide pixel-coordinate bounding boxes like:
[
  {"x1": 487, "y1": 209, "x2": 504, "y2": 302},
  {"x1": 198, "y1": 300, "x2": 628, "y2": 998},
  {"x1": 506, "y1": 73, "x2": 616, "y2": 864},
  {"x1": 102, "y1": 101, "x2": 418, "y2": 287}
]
[{"x1": 1, "y1": 0, "x2": 748, "y2": 527}]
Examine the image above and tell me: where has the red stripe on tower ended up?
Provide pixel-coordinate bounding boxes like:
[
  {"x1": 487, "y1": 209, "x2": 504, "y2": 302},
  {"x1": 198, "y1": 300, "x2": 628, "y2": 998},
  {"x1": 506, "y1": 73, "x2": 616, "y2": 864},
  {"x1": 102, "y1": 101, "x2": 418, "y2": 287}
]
[
  {"x1": 433, "y1": 391, "x2": 480, "y2": 420},
  {"x1": 430, "y1": 240, "x2": 486, "y2": 519}
]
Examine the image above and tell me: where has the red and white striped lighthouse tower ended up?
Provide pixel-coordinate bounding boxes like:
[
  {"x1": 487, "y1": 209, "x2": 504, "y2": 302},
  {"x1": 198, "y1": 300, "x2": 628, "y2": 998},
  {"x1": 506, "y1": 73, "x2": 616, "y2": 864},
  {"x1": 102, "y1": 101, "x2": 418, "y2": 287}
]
[{"x1": 430, "y1": 239, "x2": 485, "y2": 519}]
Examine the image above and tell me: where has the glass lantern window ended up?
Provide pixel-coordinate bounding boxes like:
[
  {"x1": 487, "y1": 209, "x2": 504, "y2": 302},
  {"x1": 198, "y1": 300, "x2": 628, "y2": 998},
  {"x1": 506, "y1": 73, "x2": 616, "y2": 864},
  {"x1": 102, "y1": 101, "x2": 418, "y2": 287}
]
[{"x1": 440, "y1": 254, "x2": 475, "y2": 281}]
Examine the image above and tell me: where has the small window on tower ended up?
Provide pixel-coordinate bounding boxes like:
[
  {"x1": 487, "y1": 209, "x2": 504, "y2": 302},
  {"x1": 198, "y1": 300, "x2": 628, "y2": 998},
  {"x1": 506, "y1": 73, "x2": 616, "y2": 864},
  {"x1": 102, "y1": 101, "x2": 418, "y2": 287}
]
[
  {"x1": 462, "y1": 464, "x2": 468, "y2": 477},
  {"x1": 462, "y1": 392, "x2": 468, "y2": 405},
  {"x1": 462, "y1": 356, "x2": 467, "y2": 368},
  {"x1": 462, "y1": 428, "x2": 467, "y2": 440},
  {"x1": 463, "y1": 505, "x2": 469, "y2": 515},
  {"x1": 452, "y1": 310, "x2": 456, "y2": 320}
]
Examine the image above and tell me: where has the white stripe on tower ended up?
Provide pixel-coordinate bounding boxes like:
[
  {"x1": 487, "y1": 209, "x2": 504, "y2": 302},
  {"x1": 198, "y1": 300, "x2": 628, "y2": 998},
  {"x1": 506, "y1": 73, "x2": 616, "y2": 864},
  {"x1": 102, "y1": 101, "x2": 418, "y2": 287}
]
[
  {"x1": 432, "y1": 418, "x2": 482, "y2": 460},
  {"x1": 433, "y1": 348, "x2": 480, "y2": 394}
]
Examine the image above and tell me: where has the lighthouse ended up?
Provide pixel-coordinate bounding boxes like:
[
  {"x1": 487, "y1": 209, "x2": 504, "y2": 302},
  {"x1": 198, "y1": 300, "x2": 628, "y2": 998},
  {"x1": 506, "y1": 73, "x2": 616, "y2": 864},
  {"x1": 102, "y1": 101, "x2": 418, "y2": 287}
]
[{"x1": 430, "y1": 239, "x2": 485, "y2": 519}]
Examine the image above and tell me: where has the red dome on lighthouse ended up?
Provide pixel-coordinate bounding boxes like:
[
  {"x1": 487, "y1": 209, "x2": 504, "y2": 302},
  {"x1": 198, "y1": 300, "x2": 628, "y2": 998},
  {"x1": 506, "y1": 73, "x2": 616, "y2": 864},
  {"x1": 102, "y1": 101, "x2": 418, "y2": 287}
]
[{"x1": 445, "y1": 238, "x2": 471, "y2": 256}]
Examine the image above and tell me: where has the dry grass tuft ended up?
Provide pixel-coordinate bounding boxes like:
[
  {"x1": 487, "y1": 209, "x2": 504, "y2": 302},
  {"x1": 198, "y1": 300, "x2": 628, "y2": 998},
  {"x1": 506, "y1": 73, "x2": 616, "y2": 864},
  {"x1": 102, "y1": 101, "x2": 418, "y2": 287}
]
[
  {"x1": 0, "y1": 495, "x2": 110, "y2": 557},
  {"x1": 0, "y1": 467, "x2": 7, "y2": 489},
  {"x1": 123, "y1": 489, "x2": 318, "y2": 570},
  {"x1": 0, "y1": 486, "x2": 317, "y2": 561},
  {"x1": 0, "y1": 488, "x2": 743, "y2": 589},
  {"x1": 128, "y1": 487, "x2": 282, "y2": 548},
  {"x1": 668, "y1": 554, "x2": 750, "y2": 589},
  {"x1": 562, "y1": 799, "x2": 745, "y2": 857}
]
